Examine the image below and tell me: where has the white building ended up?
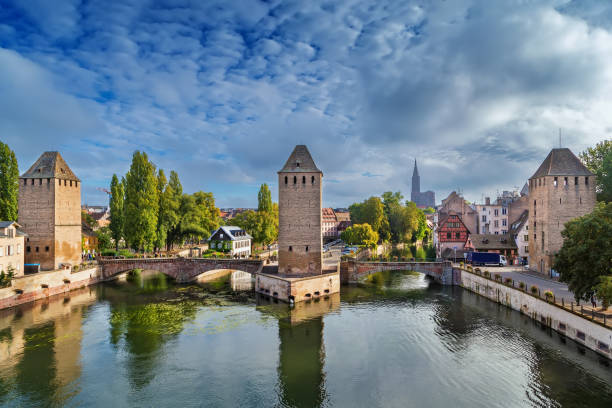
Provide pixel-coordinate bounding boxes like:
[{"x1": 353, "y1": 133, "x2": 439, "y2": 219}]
[
  {"x1": 208, "y1": 226, "x2": 252, "y2": 258},
  {"x1": 475, "y1": 198, "x2": 509, "y2": 235},
  {"x1": 0, "y1": 221, "x2": 26, "y2": 277},
  {"x1": 510, "y1": 210, "x2": 529, "y2": 265}
]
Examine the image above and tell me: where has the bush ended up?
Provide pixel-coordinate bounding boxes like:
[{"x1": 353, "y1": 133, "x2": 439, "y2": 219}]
[
  {"x1": 73, "y1": 265, "x2": 80, "y2": 272},
  {"x1": 474, "y1": 268, "x2": 481, "y2": 275},
  {"x1": 494, "y1": 273, "x2": 502, "y2": 281},
  {"x1": 504, "y1": 277, "x2": 513, "y2": 285},
  {"x1": 530, "y1": 285, "x2": 539, "y2": 295},
  {"x1": 519, "y1": 281, "x2": 526, "y2": 290},
  {"x1": 484, "y1": 271, "x2": 491, "y2": 278},
  {"x1": 544, "y1": 290, "x2": 554, "y2": 300},
  {"x1": 101, "y1": 249, "x2": 117, "y2": 257}
]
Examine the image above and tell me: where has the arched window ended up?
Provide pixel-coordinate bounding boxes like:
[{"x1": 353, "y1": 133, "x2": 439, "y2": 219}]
[
  {"x1": 293, "y1": 176, "x2": 297, "y2": 184},
  {"x1": 284, "y1": 176, "x2": 288, "y2": 184},
  {"x1": 302, "y1": 176, "x2": 306, "y2": 184}
]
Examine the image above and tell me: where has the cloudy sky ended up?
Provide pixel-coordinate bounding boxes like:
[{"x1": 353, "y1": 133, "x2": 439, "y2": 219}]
[{"x1": 1, "y1": 0, "x2": 611, "y2": 208}]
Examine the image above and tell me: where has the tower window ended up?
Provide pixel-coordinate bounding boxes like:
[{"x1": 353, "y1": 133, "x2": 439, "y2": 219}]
[
  {"x1": 575, "y1": 177, "x2": 578, "y2": 185},
  {"x1": 45, "y1": 246, "x2": 49, "y2": 252},
  {"x1": 306, "y1": 246, "x2": 309, "y2": 252},
  {"x1": 553, "y1": 177, "x2": 557, "y2": 187},
  {"x1": 293, "y1": 176, "x2": 296, "y2": 184},
  {"x1": 296, "y1": 162, "x2": 300, "y2": 168},
  {"x1": 302, "y1": 176, "x2": 306, "y2": 184},
  {"x1": 31, "y1": 179, "x2": 34, "y2": 185},
  {"x1": 289, "y1": 246, "x2": 292, "y2": 251},
  {"x1": 39, "y1": 179, "x2": 42, "y2": 185},
  {"x1": 284, "y1": 176, "x2": 288, "y2": 184},
  {"x1": 35, "y1": 246, "x2": 39, "y2": 252},
  {"x1": 26, "y1": 246, "x2": 31, "y2": 253},
  {"x1": 311, "y1": 176, "x2": 315, "y2": 184},
  {"x1": 585, "y1": 177, "x2": 589, "y2": 185},
  {"x1": 564, "y1": 177, "x2": 568, "y2": 186}
]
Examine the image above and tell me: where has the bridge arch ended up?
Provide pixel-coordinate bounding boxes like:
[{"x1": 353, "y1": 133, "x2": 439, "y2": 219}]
[
  {"x1": 340, "y1": 260, "x2": 455, "y2": 285},
  {"x1": 98, "y1": 258, "x2": 264, "y2": 283}
]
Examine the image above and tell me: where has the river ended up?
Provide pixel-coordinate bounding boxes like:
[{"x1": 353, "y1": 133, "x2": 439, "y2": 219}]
[{"x1": 0, "y1": 269, "x2": 610, "y2": 407}]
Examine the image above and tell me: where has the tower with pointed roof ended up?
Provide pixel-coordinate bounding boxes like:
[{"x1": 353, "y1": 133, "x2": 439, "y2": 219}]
[
  {"x1": 278, "y1": 145, "x2": 323, "y2": 275},
  {"x1": 18, "y1": 152, "x2": 82, "y2": 270},
  {"x1": 528, "y1": 148, "x2": 596, "y2": 276},
  {"x1": 410, "y1": 159, "x2": 435, "y2": 208}
]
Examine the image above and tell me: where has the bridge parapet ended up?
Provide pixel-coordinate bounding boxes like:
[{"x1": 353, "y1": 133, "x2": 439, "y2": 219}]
[
  {"x1": 98, "y1": 257, "x2": 264, "y2": 283},
  {"x1": 340, "y1": 260, "x2": 454, "y2": 284}
]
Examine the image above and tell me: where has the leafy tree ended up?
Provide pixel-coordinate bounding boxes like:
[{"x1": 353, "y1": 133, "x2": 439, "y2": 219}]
[
  {"x1": 81, "y1": 210, "x2": 97, "y2": 228},
  {"x1": 555, "y1": 202, "x2": 612, "y2": 302},
  {"x1": 123, "y1": 151, "x2": 159, "y2": 252},
  {"x1": 423, "y1": 207, "x2": 435, "y2": 214},
  {"x1": 166, "y1": 171, "x2": 184, "y2": 248},
  {"x1": 580, "y1": 140, "x2": 612, "y2": 202},
  {"x1": 595, "y1": 276, "x2": 612, "y2": 310},
  {"x1": 349, "y1": 197, "x2": 386, "y2": 241},
  {"x1": 0, "y1": 141, "x2": 19, "y2": 221},
  {"x1": 172, "y1": 191, "x2": 220, "y2": 246},
  {"x1": 109, "y1": 174, "x2": 125, "y2": 251},
  {"x1": 257, "y1": 183, "x2": 273, "y2": 212},
  {"x1": 155, "y1": 170, "x2": 181, "y2": 251},
  {"x1": 96, "y1": 226, "x2": 112, "y2": 251},
  {"x1": 341, "y1": 224, "x2": 379, "y2": 247}
]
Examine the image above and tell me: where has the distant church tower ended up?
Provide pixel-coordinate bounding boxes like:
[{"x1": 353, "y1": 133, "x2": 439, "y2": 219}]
[
  {"x1": 278, "y1": 145, "x2": 323, "y2": 276},
  {"x1": 411, "y1": 159, "x2": 420, "y2": 202},
  {"x1": 18, "y1": 152, "x2": 82, "y2": 270}
]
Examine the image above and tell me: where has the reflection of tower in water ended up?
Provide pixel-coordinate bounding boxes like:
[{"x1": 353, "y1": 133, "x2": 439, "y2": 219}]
[{"x1": 257, "y1": 293, "x2": 339, "y2": 408}]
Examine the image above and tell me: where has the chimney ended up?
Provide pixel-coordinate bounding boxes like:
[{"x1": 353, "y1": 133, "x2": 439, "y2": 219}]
[{"x1": 485, "y1": 197, "x2": 491, "y2": 205}]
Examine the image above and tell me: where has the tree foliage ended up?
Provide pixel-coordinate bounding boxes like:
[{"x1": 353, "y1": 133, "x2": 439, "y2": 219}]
[
  {"x1": 595, "y1": 276, "x2": 612, "y2": 310},
  {"x1": 96, "y1": 226, "x2": 112, "y2": 251},
  {"x1": 341, "y1": 223, "x2": 379, "y2": 247},
  {"x1": 580, "y1": 140, "x2": 612, "y2": 202},
  {"x1": 123, "y1": 151, "x2": 159, "y2": 252},
  {"x1": 555, "y1": 202, "x2": 612, "y2": 302},
  {"x1": 0, "y1": 141, "x2": 19, "y2": 221},
  {"x1": 257, "y1": 183, "x2": 273, "y2": 212},
  {"x1": 232, "y1": 197, "x2": 278, "y2": 246},
  {"x1": 155, "y1": 169, "x2": 181, "y2": 251},
  {"x1": 109, "y1": 174, "x2": 125, "y2": 250},
  {"x1": 349, "y1": 197, "x2": 387, "y2": 241}
]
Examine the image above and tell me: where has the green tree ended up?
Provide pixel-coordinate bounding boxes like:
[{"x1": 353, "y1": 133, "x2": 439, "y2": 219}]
[
  {"x1": 154, "y1": 170, "x2": 181, "y2": 251},
  {"x1": 123, "y1": 151, "x2": 159, "y2": 252},
  {"x1": 349, "y1": 197, "x2": 386, "y2": 241},
  {"x1": 341, "y1": 224, "x2": 379, "y2": 247},
  {"x1": 595, "y1": 276, "x2": 612, "y2": 310},
  {"x1": 257, "y1": 183, "x2": 273, "y2": 212},
  {"x1": 109, "y1": 174, "x2": 125, "y2": 251},
  {"x1": 555, "y1": 202, "x2": 612, "y2": 302},
  {"x1": 580, "y1": 140, "x2": 612, "y2": 202},
  {"x1": 166, "y1": 171, "x2": 184, "y2": 249},
  {"x1": 172, "y1": 191, "x2": 220, "y2": 245},
  {"x1": 96, "y1": 226, "x2": 112, "y2": 251},
  {"x1": 0, "y1": 141, "x2": 19, "y2": 221}
]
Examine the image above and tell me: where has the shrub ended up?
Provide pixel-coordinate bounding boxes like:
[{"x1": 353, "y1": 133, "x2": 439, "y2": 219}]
[
  {"x1": 519, "y1": 281, "x2": 526, "y2": 290},
  {"x1": 530, "y1": 285, "x2": 539, "y2": 295},
  {"x1": 474, "y1": 267, "x2": 481, "y2": 275},
  {"x1": 467, "y1": 265, "x2": 473, "y2": 271},
  {"x1": 101, "y1": 249, "x2": 117, "y2": 257},
  {"x1": 494, "y1": 273, "x2": 502, "y2": 281},
  {"x1": 73, "y1": 265, "x2": 80, "y2": 272},
  {"x1": 504, "y1": 277, "x2": 513, "y2": 285},
  {"x1": 544, "y1": 290, "x2": 554, "y2": 300},
  {"x1": 484, "y1": 271, "x2": 491, "y2": 278}
]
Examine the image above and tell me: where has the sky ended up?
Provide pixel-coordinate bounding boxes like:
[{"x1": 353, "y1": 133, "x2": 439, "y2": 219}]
[{"x1": 1, "y1": 0, "x2": 611, "y2": 208}]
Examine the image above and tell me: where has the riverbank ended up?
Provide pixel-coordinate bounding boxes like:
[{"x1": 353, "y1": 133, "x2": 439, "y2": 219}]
[{"x1": 458, "y1": 267, "x2": 612, "y2": 360}]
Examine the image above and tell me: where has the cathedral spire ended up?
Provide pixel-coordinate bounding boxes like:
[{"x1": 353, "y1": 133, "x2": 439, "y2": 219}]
[{"x1": 411, "y1": 159, "x2": 420, "y2": 197}]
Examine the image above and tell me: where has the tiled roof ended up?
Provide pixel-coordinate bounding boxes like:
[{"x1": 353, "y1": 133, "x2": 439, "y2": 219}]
[
  {"x1": 279, "y1": 145, "x2": 321, "y2": 173},
  {"x1": 335, "y1": 211, "x2": 351, "y2": 222},
  {"x1": 322, "y1": 208, "x2": 337, "y2": 221},
  {"x1": 530, "y1": 148, "x2": 593, "y2": 179},
  {"x1": 208, "y1": 226, "x2": 252, "y2": 241},
  {"x1": 469, "y1": 234, "x2": 517, "y2": 250},
  {"x1": 510, "y1": 210, "x2": 529, "y2": 234},
  {"x1": 20, "y1": 151, "x2": 80, "y2": 181}
]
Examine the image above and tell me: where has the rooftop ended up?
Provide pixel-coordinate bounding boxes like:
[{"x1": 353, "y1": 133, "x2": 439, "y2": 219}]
[
  {"x1": 469, "y1": 234, "x2": 517, "y2": 250},
  {"x1": 530, "y1": 148, "x2": 593, "y2": 179},
  {"x1": 279, "y1": 145, "x2": 322, "y2": 173},
  {"x1": 20, "y1": 151, "x2": 80, "y2": 181}
]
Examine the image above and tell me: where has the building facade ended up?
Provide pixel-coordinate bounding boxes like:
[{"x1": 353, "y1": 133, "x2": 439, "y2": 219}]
[
  {"x1": 208, "y1": 226, "x2": 252, "y2": 257},
  {"x1": 475, "y1": 200, "x2": 508, "y2": 235},
  {"x1": 0, "y1": 222, "x2": 26, "y2": 277},
  {"x1": 278, "y1": 145, "x2": 323, "y2": 275},
  {"x1": 528, "y1": 148, "x2": 596, "y2": 276},
  {"x1": 437, "y1": 191, "x2": 477, "y2": 236},
  {"x1": 18, "y1": 152, "x2": 82, "y2": 270},
  {"x1": 510, "y1": 210, "x2": 529, "y2": 265},
  {"x1": 410, "y1": 160, "x2": 435, "y2": 208},
  {"x1": 322, "y1": 208, "x2": 339, "y2": 239},
  {"x1": 436, "y1": 212, "x2": 470, "y2": 257}
]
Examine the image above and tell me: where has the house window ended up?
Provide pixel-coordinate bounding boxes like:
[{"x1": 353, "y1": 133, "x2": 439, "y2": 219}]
[
  {"x1": 494, "y1": 209, "x2": 499, "y2": 216},
  {"x1": 524, "y1": 235, "x2": 528, "y2": 241},
  {"x1": 0, "y1": 247, "x2": 3, "y2": 256},
  {"x1": 446, "y1": 232, "x2": 451, "y2": 239},
  {"x1": 553, "y1": 177, "x2": 558, "y2": 187},
  {"x1": 482, "y1": 215, "x2": 487, "y2": 222},
  {"x1": 220, "y1": 233, "x2": 224, "y2": 239},
  {"x1": 494, "y1": 220, "x2": 499, "y2": 228},
  {"x1": 455, "y1": 232, "x2": 460, "y2": 239},
  {"x1": 502, "y1": 208, "x2": 507, "y2": 215},
  {"x1": 502, "y1": 219, "x2": 507, "y2": 227},
  {"x1": 525, "y1": 246, "x2": 529, "y2": 253},
  {"x1": 17, "y1": 244, "x2": 21, "y2": 254}
]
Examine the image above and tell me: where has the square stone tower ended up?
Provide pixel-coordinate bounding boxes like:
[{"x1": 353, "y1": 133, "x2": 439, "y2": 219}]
[
  {"x1": 18, "y1": 152, "x2": 82, "y2": 270},
  {"x1": 528, "y1": 148, "x2": 596, "y2": 276},
  {"x1": 278, "y1": 145, "x2": 323, "y2": 276}
]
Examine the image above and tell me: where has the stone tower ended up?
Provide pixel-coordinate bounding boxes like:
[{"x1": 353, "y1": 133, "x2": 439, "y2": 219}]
[
  {"x1": 278, "y1": 145, "x2": 323, "y2": 276},
  {"x1": 528, "y1": 148, "x2": 596, "y2": 276},
  {"x1": 18, "y1": 152, "x2": 82, "y2": 270},
  {"x1": 411, "y1": 159, "x2": 420, "y2": 202}
]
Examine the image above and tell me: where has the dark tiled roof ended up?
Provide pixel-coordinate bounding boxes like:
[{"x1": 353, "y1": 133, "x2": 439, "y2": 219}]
[
  {"x1": 279, "y1": 145, "x2": 321, "y2": 173},
  {"x1": 510, "y1": 210, "x2": 529, "y2": 234},
  {"x1": 0, "y1": 221, "x2": 18, "y2": 228},
  {"x1": 530, "y1": 148, "x2": 593, "y2": 179},
  {"x1": 469, "y1": 234, "x2": 517, "y2": 250},
  {"x1": 21, "y1": 151, "x2": 80, "y2": 181}
]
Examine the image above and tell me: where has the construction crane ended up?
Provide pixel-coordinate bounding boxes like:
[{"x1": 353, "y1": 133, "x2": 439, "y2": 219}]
[{"x1": 97, "y1": 187, "x2": 111, "y2": 195}]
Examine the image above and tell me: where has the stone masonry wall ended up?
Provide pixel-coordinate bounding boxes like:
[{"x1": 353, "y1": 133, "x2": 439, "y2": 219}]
[
  {"x1": 529, "y1": 175, "x2": 596, "y2": 274},
  {"x1": 278, "y1": 172, "x2": 323, "y2": 275},
  {"x1": 54, "y1": 178, "x2": 81, "y2": 269},
  {"x1": 340, "y1": 260, "x2": 450, "y2": 284}
]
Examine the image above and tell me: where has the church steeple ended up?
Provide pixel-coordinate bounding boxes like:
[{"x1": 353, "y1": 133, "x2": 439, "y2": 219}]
[{"x1": 411, "y1": 159, "x2": 420, "y2": 197}]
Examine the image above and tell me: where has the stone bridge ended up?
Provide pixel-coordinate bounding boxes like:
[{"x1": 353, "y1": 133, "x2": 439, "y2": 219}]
[
  {"x1": 340, "y1": 260, "x2": 457, "y2": 285},
  {"x1": 98, "y1": 258, "x2": 264, "y2": 283}
]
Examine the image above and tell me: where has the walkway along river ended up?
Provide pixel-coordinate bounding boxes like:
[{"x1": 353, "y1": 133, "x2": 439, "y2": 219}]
[{"x1": 0, "y1": 269, "x2": 611, "y2": 407}]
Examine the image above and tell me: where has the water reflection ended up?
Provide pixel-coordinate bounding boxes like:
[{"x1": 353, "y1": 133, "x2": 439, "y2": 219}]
[{"x1": 257, "y1": 294, "x2": 340, "y2": 408}]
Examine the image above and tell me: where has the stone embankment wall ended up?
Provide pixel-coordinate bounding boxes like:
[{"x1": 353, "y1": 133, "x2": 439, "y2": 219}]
[
  {"x1": 340, "y1": 260, "x2": 453, "y2": 284},
  {"x1": 255, "y1": 271, "x2": 340, "y2": 302},
  {"x1": 460, "y1": 269, "x2": 612, "y2": 360},
  {"x1": 0, "y1": 267, "x2": 100, "y2": 310}
]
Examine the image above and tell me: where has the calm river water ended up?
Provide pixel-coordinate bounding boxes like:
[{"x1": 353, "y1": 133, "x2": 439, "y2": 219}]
[{"x1": 0, "y1": 270, "x2": 611, "y2": 408}]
